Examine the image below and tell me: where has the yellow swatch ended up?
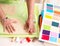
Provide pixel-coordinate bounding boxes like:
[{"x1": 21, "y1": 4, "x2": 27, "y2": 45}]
[
  {"x1": 45, "y1": 14, "x2": 52, "y2": 19},
  {"x1": 54, "y1": 8, "x2": 60, "y2": 12},
  {"x1": 58, "y1": 38, "x2": 60, "y2": 43}
]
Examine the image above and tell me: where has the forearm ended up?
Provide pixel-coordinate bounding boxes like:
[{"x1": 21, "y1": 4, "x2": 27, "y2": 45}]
[
  {"x1": 26, "y1": 0, "x2": 35, "y2": 19},
  {"x1": 0, "y1": 7, "x2": 6, "y2": 21}
]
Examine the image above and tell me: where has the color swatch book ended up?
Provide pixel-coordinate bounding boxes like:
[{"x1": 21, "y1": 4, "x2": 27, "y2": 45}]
[
  {"x1": 0, "y1": 0, "x2": 39, "y2": 37},
  {"x1": 39, "y1": 3, "x2": 60, "y2": 45}
]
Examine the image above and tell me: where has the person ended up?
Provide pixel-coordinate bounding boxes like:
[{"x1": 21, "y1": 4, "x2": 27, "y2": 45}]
[{"x1": 0, "y1": 0, "x2": 35, "y2": 34}]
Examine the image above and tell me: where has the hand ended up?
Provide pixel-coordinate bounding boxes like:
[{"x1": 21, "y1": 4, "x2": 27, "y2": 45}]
[
  {"x1": 1, "y1": 18, "x2": 15, "y2": 33},
  {"x1": 24, "y1": 19, "x2": 35, "y2": 34}
]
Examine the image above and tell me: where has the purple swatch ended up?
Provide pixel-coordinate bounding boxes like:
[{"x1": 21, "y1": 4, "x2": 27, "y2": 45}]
[
  {"x1": 47, "y1": 6, "x2": 53, "y2": 10},
  {"x1": 42, "y1": 30, "x2": 50, "y2": 35}
]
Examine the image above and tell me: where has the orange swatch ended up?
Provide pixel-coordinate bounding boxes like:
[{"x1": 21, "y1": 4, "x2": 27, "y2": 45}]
[
  {"x1": 40, "y1": 16, "x2": 42, "y2": 29},
  {"x1": 54, "y1": 10, "x2": 60, "y2": 15}
]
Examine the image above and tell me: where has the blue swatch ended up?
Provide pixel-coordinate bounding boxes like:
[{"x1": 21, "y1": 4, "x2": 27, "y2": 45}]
[
  {"x1": 47, "y1": 4, "x2": 53, "y2": 7},
  {"x1": 47, "y1": 9, "x2": 53, "y2": 13},
  {"x1": 49, "y1": 37, "x2": 57, "y2": 42},
  {"x1": 59, "y1": 34, "x2": 60, "y2": 38},
  {"x1": 41, "y1": 10, "x2": 44, "y2": 18},
  {"x1": 52, "y1": 21, "x2": 59, "y2": 27}
]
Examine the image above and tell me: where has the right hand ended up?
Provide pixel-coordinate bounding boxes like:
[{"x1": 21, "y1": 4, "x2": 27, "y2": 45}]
[{"x1": 24, "y1": 19, "x2": 35, "y2": 34}]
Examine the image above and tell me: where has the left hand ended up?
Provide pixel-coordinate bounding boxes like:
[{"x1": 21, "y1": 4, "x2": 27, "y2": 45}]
[{"x1": 1, "y1": 18, "x2": 15, "y2": 33}]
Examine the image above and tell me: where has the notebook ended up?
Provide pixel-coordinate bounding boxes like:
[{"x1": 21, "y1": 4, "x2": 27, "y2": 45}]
[{"x1": 39, "y1": 3, "x2": 60, "y2": 45}]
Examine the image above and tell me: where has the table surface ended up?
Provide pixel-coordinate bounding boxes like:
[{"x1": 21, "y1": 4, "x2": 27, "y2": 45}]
[
  {"x1": 0, "y1": 37, "x2": 59, "y2": 46},
  {"x1": 0, "y1": 0, "x2": 60, "y2": 46}
]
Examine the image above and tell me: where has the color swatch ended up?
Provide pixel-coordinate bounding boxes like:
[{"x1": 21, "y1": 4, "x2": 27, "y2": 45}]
[{"x1": 39, "y1": 3, "x2": 60, "y2": 45}]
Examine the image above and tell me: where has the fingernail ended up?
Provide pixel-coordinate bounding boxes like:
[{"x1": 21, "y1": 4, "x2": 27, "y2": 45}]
[{"x1": 29, "y1": 31, "x2": 32, "y2": 34}]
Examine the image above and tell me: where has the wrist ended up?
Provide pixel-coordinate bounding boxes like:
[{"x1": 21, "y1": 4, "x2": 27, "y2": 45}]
[
  {"x1": 28, "y1": 15, "x2": 34, "y2": 20},
  {"x1": 1, "y1": 17, "x2": 8, "y2": 23}
]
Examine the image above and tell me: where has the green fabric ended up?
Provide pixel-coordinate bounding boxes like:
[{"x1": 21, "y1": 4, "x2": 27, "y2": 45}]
[
  {"x1": 0, "y1": 0, "x2": 18, "y2": 4},
  {"x1": 0, "y1": 1, "x2": 39, "y2": 37}
]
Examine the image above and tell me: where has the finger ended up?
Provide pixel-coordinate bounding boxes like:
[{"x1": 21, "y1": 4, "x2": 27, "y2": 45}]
[
  {"x1": 28, "y1": 27, "x2": 35, "y2": 34},
  {"x1": 28, "y1": 28, "x2": 33, "y2": 34},
  {"x1": 6, "y1": 26, "x2": 10, "y2": 33},
  {"x1": 8, "y1": 25, "x2": 13, "y2": 33},
  {"x1": 7, "y1": 25, "x2": 13, "y2": 33},
  {"x1": 10, "y1": 24, "x2": 15, "y2": 32},
  {"x1": 32, "y1": 26, "x2": 35, "y2": 33},
  {"x1": 24, "y1": 22, "x2": 29, "y2": 30}
]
